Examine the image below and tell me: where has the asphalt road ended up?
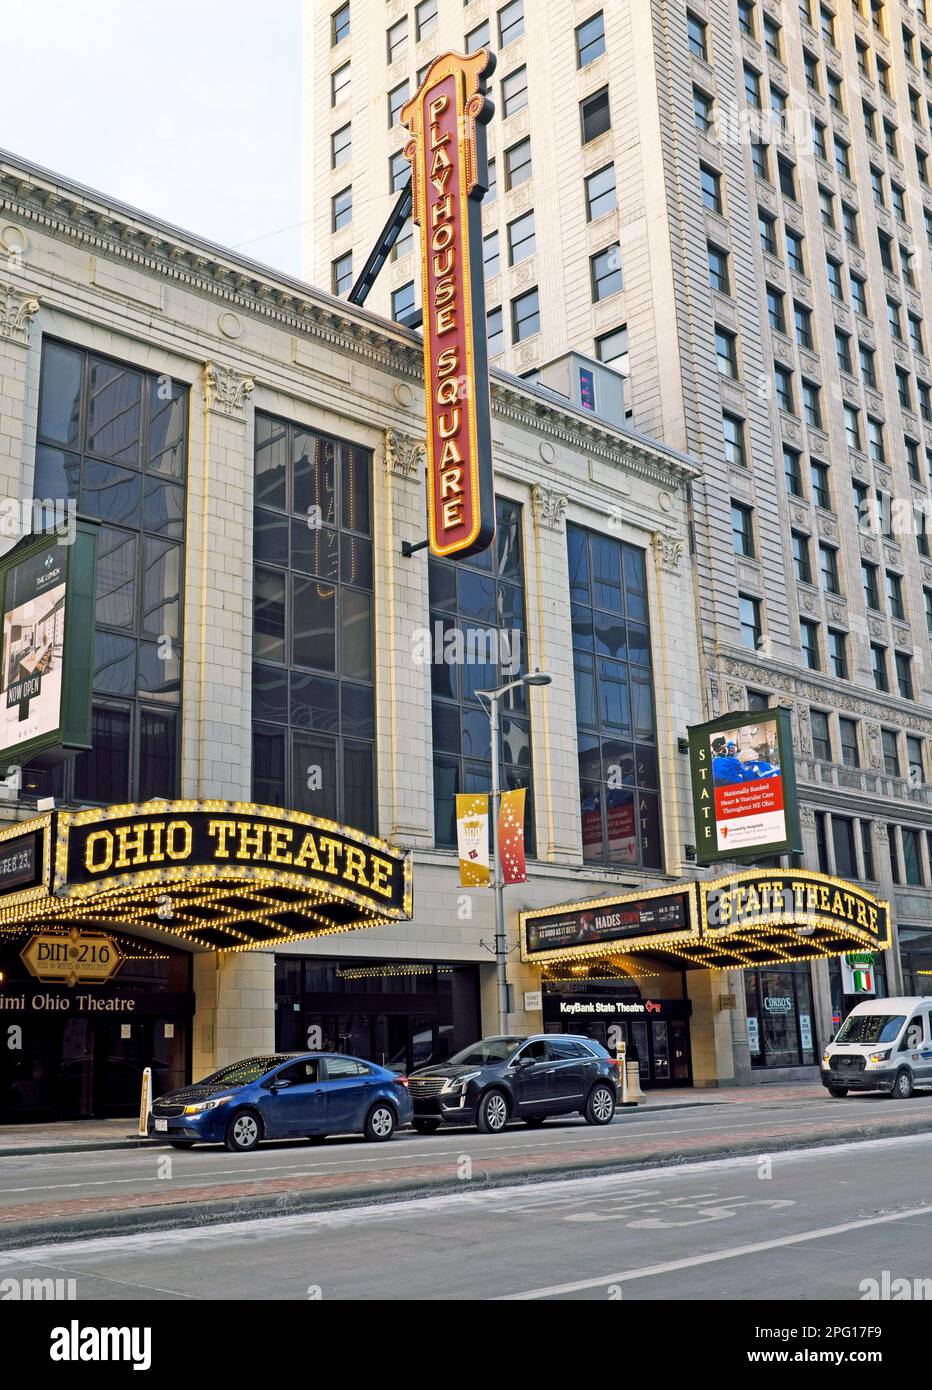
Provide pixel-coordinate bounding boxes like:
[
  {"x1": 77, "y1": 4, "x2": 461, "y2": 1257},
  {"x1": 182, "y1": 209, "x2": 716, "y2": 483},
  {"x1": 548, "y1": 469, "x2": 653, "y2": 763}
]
[
  {"x1": 1, "y1": 1132, "x2": 930, "y2": 1300},
  {"x1": 0, "y1": 1091, "x2": 928, "y2": 1214}
]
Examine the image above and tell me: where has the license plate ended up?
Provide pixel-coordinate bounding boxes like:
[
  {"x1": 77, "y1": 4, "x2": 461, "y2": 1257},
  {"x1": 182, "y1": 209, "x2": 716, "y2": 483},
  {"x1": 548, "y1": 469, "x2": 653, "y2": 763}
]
[{"x1": 154, "y1": 1118, "x2": 168, "y2": 1132}]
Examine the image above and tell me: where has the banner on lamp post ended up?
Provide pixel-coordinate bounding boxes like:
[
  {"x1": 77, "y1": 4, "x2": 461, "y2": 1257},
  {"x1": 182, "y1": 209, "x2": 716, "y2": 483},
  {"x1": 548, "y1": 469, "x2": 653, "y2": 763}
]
[
  {"x1": 499, "y1": 787, "x2": 527, "y2": 885},
  {"x1": 456, "y1": 793, "x2": 490, "y2": 886}
]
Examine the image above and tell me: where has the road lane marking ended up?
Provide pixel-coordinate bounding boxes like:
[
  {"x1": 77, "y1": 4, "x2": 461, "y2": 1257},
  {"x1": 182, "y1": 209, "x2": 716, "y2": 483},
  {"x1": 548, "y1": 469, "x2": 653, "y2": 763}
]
[{"x1": 497, "y1": 1203, "x2": 932, "y2": 1299}]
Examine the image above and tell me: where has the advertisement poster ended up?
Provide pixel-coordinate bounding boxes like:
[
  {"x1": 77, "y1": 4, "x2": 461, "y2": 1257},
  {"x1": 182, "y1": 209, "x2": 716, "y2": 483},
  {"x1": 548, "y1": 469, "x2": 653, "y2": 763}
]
[
  {"x1": 0, "y1": 543, "x2": 67, "y2": 753},
  {"x1": 688, "y1": 707, "x2": 801, "y2": 865},
  {"x1": 523, "y1": 888, "x2": 693, "y2": 958}
]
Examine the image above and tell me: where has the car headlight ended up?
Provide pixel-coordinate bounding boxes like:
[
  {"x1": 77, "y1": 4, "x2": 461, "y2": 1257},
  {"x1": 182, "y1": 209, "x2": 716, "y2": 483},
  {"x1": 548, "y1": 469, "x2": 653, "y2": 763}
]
[
  {"x1": 442, "y1": 1072, "x2": 480, "y2": 1094},
  {"x1": 183, "y1": 1096, "x2": 233, "y2": 1115},
  {"x1": 822, "y1": 1052, "x2": 831, "y2": 1065},
  {"x1": 868, "y1": 1050, "x2": 891, "y2": 1064}
]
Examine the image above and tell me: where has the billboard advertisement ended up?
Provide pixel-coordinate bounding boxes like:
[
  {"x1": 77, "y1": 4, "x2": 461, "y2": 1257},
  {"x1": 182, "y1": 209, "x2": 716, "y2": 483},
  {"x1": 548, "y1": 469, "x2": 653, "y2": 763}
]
[
  {"x1": 0, "y1": 520, "x2": 98, "y2": 767},
  {"x1": 688, "y1": 706, "x2": 801, "y2": 865},
  {"x1": 521, "y1": 886, "x2": 696, "y2": 960}
]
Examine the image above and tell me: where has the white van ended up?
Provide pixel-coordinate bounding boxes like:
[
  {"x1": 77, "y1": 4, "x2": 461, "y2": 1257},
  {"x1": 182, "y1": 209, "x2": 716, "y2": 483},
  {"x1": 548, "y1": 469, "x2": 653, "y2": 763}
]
[{"x1": 821, "y1": 996, "x2": 932, "y2": 1099}]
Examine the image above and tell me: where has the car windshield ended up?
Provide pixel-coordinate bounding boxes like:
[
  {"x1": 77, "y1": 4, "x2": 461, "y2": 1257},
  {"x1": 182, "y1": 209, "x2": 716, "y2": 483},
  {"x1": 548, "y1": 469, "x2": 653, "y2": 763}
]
[
  {"x1": 197, "y1": 1057, "x2": 284, "y2": 1087},
  {"x1": 445, "y1": 1038, "x2": 524, "y2": 1066},
  {"x1": 834, "y1": 1014, "x2": 905, "y2": 1046}
]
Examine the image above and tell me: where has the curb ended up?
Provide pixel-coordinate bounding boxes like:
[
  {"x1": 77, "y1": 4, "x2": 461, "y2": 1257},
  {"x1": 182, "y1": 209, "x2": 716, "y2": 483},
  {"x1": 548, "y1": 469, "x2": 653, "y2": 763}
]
[{"x1": 1, "y1": 1114, "x2": 930, "y2": 1252}]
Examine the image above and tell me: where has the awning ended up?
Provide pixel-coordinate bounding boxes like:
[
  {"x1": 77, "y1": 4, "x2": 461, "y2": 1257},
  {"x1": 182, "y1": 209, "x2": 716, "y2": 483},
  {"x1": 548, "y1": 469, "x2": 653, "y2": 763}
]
[
  {"x1": 0, "y1": 801, "x2": 413, "y2": 952},
  {"x1": 520, "y1": 871, "x2": 891, "y2": 971}
]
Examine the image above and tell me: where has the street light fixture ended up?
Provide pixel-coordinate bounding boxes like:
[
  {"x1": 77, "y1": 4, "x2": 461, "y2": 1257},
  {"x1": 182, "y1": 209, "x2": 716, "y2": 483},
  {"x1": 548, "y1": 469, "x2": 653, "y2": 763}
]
[{"x1": 475, "y1": 669, "x2": 552, "y2": 1035}]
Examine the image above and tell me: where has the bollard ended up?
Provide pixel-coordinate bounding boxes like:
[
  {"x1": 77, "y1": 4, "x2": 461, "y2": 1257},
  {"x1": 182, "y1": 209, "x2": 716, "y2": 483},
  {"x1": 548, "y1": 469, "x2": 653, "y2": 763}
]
[
  {"x1": 624, "y1": 1059, "x2": 644, "y2": 1105},
  {"x1": 138, "y1": 1065, "x2": 153, "y2": 1137}
]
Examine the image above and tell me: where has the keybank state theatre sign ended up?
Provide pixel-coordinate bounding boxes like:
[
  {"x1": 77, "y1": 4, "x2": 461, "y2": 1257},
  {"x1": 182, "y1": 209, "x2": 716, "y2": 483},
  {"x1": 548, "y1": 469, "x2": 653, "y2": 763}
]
[{"x1": 0, "y1": 802, "x2": 412, "y2": 951}]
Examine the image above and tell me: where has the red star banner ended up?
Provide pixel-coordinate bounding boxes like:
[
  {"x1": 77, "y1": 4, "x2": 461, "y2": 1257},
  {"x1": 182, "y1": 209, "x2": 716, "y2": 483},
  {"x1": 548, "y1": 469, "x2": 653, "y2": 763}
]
[{"x1": 498, "y1": 788, "x2": 527, "y2": 885}]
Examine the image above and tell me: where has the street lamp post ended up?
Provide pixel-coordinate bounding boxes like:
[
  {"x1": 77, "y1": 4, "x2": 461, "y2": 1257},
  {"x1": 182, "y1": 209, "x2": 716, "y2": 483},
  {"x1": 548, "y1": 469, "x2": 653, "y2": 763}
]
[{"x1": 477, "y1": 669, "x2": 551, "y2": 1036}]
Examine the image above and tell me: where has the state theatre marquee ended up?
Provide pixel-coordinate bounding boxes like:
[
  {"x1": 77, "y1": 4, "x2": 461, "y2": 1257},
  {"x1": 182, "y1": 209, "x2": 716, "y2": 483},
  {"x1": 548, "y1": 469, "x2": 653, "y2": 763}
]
[{"x1": 0, "y1": 801, "x2": 413, "y2": 952}]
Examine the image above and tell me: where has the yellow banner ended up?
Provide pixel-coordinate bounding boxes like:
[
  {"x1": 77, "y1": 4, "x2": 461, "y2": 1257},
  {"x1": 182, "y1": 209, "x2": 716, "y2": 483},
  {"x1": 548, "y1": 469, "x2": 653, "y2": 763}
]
[{"x1": 456, "y1": 793, "x2": 490, "y2": 886}]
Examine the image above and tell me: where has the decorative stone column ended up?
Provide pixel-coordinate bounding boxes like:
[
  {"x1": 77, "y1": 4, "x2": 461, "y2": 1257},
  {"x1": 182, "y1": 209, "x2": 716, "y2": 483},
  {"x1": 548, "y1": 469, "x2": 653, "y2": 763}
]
[
  {"x1": 0, "y1": 279, "x2": 40, "y2": 515},
  {"x1": 192, "y1": 950, "x2": 276, "y2": 1076}
]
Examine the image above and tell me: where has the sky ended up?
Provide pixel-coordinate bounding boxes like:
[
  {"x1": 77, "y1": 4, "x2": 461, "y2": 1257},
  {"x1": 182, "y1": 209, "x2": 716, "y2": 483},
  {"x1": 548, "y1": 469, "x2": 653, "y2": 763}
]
[{"x1": 1, "y1": 0, "x2": 304, "y2": 275}]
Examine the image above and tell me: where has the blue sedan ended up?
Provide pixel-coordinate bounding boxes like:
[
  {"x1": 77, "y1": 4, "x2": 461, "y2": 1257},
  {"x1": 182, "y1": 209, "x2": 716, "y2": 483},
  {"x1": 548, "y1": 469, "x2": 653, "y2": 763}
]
[{"x1": 149, "y1": 1053, "x2": 413, "y2": 1151}]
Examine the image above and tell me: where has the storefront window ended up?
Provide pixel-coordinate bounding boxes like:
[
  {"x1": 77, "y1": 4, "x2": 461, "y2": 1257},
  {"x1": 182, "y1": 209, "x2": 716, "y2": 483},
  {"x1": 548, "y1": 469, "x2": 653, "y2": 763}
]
[
  {"x1": 252, "y1": 414, "x2": 375, "y2": 830},
  {"x1": 25, "y1": 341, "x2": 187, "y2": 803},
  {"x1": 429, "y1": 498, "x2": 534, "y2": 851},
  {"x1": 567, "y1": 525, "x2": 662, "y2": 868},
  {"x1": 900, "y1": 927, "x2": 932, "y2": 996},
  {"x1": 745, "y1": 963, "x2": 817, "y2": 1067}
]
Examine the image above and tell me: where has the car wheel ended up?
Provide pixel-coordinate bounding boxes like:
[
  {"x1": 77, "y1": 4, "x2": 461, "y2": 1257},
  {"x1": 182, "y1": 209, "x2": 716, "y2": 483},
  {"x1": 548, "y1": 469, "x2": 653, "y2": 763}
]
[
  {"x1": 364, "y1": 1103, "x2": 396, "y2": 1142},
  {"x1": 168, "y1": 1140, "x2": 195, "y2": 1149},
  {"x1": 412, "y1": 1119, "x2": 440, "y2": 1135},
  {"x1": 524, "y1": 1115, "x2": 548, "y2": 1127},
  {"x1": 476, "y1": 1089, "x2": 509, "y2": 1133},
  {"x1": 224, "y1": 1109, "x2": 262, "y2": 1152},
  {"x1": 892, "y1": 1068, "x2": 914, "y2": 1100},
  {"x1": 584, "y1": 1083, "x2": 616, "y2": 1126},
  {"x1": 826, "y1": 1086, "x2": 849, "y2": 1098}
]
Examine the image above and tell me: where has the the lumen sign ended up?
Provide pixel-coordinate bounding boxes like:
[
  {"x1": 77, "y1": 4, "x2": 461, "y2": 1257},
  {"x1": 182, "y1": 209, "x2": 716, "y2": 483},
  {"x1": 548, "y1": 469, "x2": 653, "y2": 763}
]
[
  {"x1": 401, "y1": 50, "x2": 496, "y2": 559},
  {"x1": 59, "y1": 805, "x2": 410, "y2": 913}
]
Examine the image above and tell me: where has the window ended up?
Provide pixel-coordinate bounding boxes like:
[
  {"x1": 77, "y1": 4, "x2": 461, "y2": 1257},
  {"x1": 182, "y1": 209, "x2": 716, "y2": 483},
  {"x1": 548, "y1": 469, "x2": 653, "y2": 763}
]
[
  {"x1": 391, "y1": 282, "x2": 415, "y2": 322},
  {"x1": 483, "y1": 230, "x2": 500, "y2": 279},
  {"x1": 508, "y1": 210, "x2": 535, "y2": 265},
  {"x1": 811, "y1": 461, "x2": 830, "y2": 509},
  {"x1": 701, "y1": 164, "x2": 722, "y2": 213},
  {"x1": 331, "y1": 187, "x2": 352, "y2": 232},
  {"x1": 331, "y1": 123, "x2": 351, "y2": 169},
  {"x1": 811, "y1": 709, "x2": 831, "y2": 760},
  {"x1": 502, "y1": 65, "x2": 529, "y2": 118},
  {"x1": 853, "y1": 480, "x2": 869, "y2": 531},
  {"x1": 498, "y1": 0, "x2": 524, "y2": 47},
  {"x1": 466, "y1": 19, "x2": 491, "y2": 51},
  {"x1": 717, "y1": 329, "x2": 739, "y2": 378},
  {"x1": 786, "y1": 231, "x2": 805, "y2": 273},
  {"x1": 568, "y1": 525, "x2": 662, "y2": 868},
  {"x1": 792, "y1": 531, "x2": 812, "y2": 583},
  {"x1": 843, "y1": 404, "x2": 861, "y2": 451},
  {"x1": 863, "y1": 562, "x2": 881, "y2": 611},
  {"x1": 801, "y1": 383, "x2": 820, "y2": 428},
  {"x1": 732, "y1": 503, "x2": 756, "y2": 557},
  {"x1": 859, "y1": 342, "x2": 876, "y2": 387},
  {"x1": 925, "y1": 586, "x2": 932, "y2": 639},
  {"x1": 828, "y1": 628, "x2": 848, "y2": 679},
  {"x1": 906, "y1": 438, "x2": 921, "y2": 480},
  {"x1": 739, "y1": 594, "x2": 763, "y2": 650},
  {"x1": 505, "y1": 137, "x2": 532, "y2": 189},
  {"x1": 886, "y1": 571, "x2": 905, "y2": 621},
  {"x1": 832, "y1": 817, "x2": 857, "y2": 879},
  {"x1": 850, "y1": 276, "x2": 868, "y2": 317},
  {"x1": 835, "y1": 330, "x2": 853, "y2": 374},
  {"x1": 586, "y1": 164, "x2": 617, "y2": 220},
  {"x1": 591, "y1": 242, "x2": 622, "y2": 299},
  {"x1": 901, "y1": 828, "x2": 924, "y2": 886},
  {"x1": 896, "y1": 650, "x2": 915, "y2": 699},
  {"x1": 596, "y1": 325, "x2": 628, "y2": 372},
  {"x1": 826, "y1": 72, "x2": 844, "y2": 113},
  {"x1": 888, "y1": 299, "x2": 903, "y2": 342},
  {"x1": 882, "y1": 728, "x2": 900, "y2": 775},
  {"x1": 767, "y1": 287, "x2": 786, "y2": 334},
  {"x1": 432, "y1": 499, "x2": 534, "y2": 852},
  {"x1": 744, "y1": 67, "x2": 762, "y2": 110},
  {"x1": 751, "y1": 142, "x2": 770, "y2": 181},
  {"x1": 842, "y1": 204, "x2": 859, "y2": 245},
  {"x1": 708, "y1": 245, "x2": 730, "y2": 294},
  {"x1": 827, "y1": 258, "x2": 845, "y2": 301},
  {"x1": 332, "y1": 252, "x2": 353, "y2": 296},
  {"x1": 33, "y1": 342, "x2": 187, "y2": 805},
  {"x1": 891, "y1": 184, "x2": 907, "y2": 221},
  {"x1": 723, "y1": 413, "x2": 747, "y2": 467},
  {"x1": 252, "y1": 415, "x2": 374, "y2": 829},
  {"x1": 332, "y1": 2, "x2": 350, "y2": 45},
  {"x1": 819, "y1": 543, "x2": 840, "y2": 594},
  {"x1": 581, "y1": 87, "x2": 612, "y2": 142},
  {"x1": 907, "y1": 736, "x2": 925, "y2": 786},
  {"x1": 738, "y1": 0, "x2": 756, "y2": 37},
  {"x1": 387, "y1": 17, "x2": 408, "y2": 62},
  {"x1": 576, "y1": 11, "x2": 606, "y2": 67},
  {"x1": 392, "y1": 218, "x2": 413, "y2": 261},
  {"x1": 486, "y1": 157, "x2": 497, "y2": 202},
  {"x1": 511, "y1": 287, "x2": 540, "y2": 342},
  {"x1": 867, "y1": 417, "x2": 885, "y2": 464},
  {"x1": 784, "y1": 447, "x2": 803, "y2": 496},
  {"x1": 813, "y1": 121, "x2": 828, "y2": 161},
  {"x1": 839, "y1": 718, "x2": 860, "y2": 768},
  {"x1": 747, "y1": 689, "x2": 770, "y2": 712},
  {"x1": 872, "y1": 643, "x2": 889, "y2": 691},
  {"x1": 390, "y1": 149, "x2": 409, "y2": 193},
  {"x1": 688, "y1": 12, "x2": 708, "y2": 60},
  {"x1": 819, "y1": 188, "x2": 835, "y2": 229},
  {"x1": 759, "y1": 213, "x2": 777, "y2": 256},
  {"x1": 795, "y1": 304, "x2": 813, "y2": 349},
  {"x1": 800, "y1": 619, "x2": 820, "y2": 669},
  {"x1": 821, "y1": 6, "x2": 836, "y2": 44},
  {"x1": 487, "y1": 306, "x2": 504, "y2": 357},
  {"x1": 415, "y1": 0, "x2": 438, "y2": 41},
  {"x1": 388, "y1": 81, "x2": 409, "y2": 128},
  {"x1": 775, "y1": 365, "x2": 794, "y2": 412},
  {"x1": 694, "y1": 88, "x2": 715, "y2": 134},
  {"x1": 778, "y1": 157, "x2": 797, "y2": 199},
  {"x1": 771, "y1": 87, "x2": 788, "y2": 133},
  {"x1": 331, "y1": 61, "x2": 350, "y2": 106},
  {"x1": 804, "y1": 50, "x2": 819, "y2": 88},
  {"x1": 745, "y1": 964, "x2": 817, "y2": 1069}
]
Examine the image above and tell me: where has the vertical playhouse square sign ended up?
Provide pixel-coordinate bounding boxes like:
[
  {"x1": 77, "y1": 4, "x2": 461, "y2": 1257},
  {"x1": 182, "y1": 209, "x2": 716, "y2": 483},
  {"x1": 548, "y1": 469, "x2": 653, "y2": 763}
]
[
  {"x1": 402, "y1": 50, "x2": 497, "y2": 559},
  {"x1": 688, "y1": 707, "x2": 801, "y2": 865}
]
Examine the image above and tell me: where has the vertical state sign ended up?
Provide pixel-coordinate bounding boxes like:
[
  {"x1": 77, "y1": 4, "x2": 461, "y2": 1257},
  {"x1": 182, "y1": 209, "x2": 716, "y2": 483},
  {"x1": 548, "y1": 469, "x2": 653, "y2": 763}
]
[{"x1": 401, "y1": 50, "x2": 497, "y2": 559}]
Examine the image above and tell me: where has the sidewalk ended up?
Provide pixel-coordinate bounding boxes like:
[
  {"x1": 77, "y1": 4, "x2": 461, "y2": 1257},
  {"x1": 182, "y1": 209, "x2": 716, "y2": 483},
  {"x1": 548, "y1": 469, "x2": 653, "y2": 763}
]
[{"x1": 0, "y1": 1082, "x2": 828, "y2": 1155}]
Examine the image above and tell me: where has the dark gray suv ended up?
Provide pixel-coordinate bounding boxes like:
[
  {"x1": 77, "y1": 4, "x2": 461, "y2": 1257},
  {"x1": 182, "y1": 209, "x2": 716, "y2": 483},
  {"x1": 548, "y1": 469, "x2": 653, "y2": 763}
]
[{"x1": 407, "y1": 1034, "x2": 619, "y2": 1134}]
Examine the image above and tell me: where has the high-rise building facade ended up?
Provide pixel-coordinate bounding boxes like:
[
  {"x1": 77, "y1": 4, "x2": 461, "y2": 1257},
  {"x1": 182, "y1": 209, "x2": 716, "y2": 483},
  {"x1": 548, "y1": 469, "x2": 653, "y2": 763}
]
[{"x1": 304, "y1": 0, "x2": 932, "y2": 1017}]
